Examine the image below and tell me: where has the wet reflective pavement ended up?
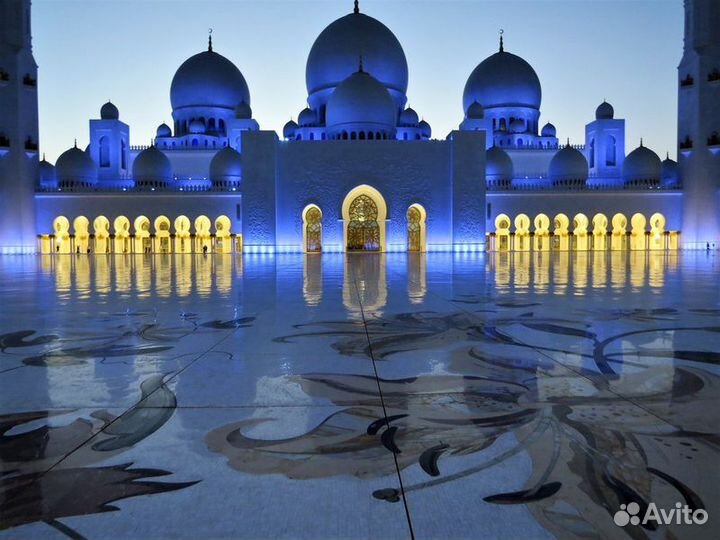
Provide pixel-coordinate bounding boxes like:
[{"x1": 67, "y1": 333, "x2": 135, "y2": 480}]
[{"x1": 0, "y1": 252, "x2": 718, "y2": 539}]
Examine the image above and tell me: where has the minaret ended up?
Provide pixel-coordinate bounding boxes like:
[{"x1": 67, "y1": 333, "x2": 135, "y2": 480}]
[
  {"x1": 0, "y1": 0, "x2": 38, "y2": 253},
  {"x1": 679, "y1": 0, "x2": 720, "y2": 249}
]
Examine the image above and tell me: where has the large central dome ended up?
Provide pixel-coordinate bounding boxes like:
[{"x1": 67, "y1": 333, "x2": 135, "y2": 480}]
[
  {"x1": 170, "y1": 48, "x2": 250, "y2": 112},
  {"x1": 463, "y1": 48, "x2": 542, "y2": 113},
  {"x1": 306, "y1": 6, "x2": 408, "y2": 112}
]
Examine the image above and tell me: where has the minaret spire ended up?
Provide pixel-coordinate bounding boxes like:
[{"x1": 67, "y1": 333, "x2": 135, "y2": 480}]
[
  {"x1": 499, "y1": 29, "x2": 504, "y2": 52},
  {"x1": 358, "y1": 55, "x2": 364, "y2": 73},
  {"x1": 208, "y1": 28, "x2": 213, "y2": 52},
  {"x1": 354, "y1": 0, "x2": 359, "y2": 14}
]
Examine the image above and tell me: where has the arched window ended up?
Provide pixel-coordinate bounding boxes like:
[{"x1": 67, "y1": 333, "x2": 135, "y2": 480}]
[
  {"x1": 303, "y1": 205, "x2": 322, "y2": 253},
  {"x1": 219, "y1": 119, "x2": 225, "y2": 132},
  {"x1": 403, "y1": 132, "x2": 408, "y2": 140},
  {"x1": 359, "y1": 132, "x2": 366, "y2": 140},
  {"x1": 99, "y1": 136, "x2": 110, "y2": 167},
  {"x1": 208, "y1": 118, "x2": 216, "y2": 131},
  {"x1": 605, "y1": 135, "x2": 617, "y2": 166},
  {"x1": 589, "y1": 138, "x2": 595, "y2": 168},
  {"x1": 347, "y1": 195, "x2": 380, "y2": 251},
  {"x1": 351, "y1": 132, "x2": 357, "y2": 140},
  {"x1": 192, "y1": 138, "x2": 199, "y2": 147},
  {"x1": 368, "y1": 132, "x2": 374, "y2": 140},
  {"x1": 499, "y1": 118, "x2": 507, "y2": 131},
  {"x1": 309, "y1": 132, "x2": 315, "y2": 140},
  {"x1": 120, "y1": 139, "x2": 127, "y2": 169}
]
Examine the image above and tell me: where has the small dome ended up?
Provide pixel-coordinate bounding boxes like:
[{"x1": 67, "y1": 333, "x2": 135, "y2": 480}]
[
  {"x1": 235, "y1": 100, "x2": 252, "y2": 119},
  {"x1": 170, "y1": 49, "x2": 250, "y2": 112},
  {"x1": 283, "y1": 119, "x2": 298, "y2": 139},
  {"x1": 325, "y1": 70, "x2": 397, "y2": 138},
  {"x1": 549, "y1": 145, "x2": 589, "y2": 185},
  {"x1": 463, "y1": 48, "x2": 542, "y2": 113},
  {"x1": 541, "y1": 122, "x2": 556, "y2": 137},
  {"x1": 509, "y1": 119, "x2": 525, "y2": 134},
  {"x1": 400, "y1": 107, "x2": 419, "y2": 126},
  {"x1": 486, "y1": 146, "x2": 514, "y2": 182},
  {"x1": 188, "y1": 119, "x2": 206, "y2": 134},
  {"x1": 210, "y1": 146, "x2": 242, "y2": 186},
  {"x1": 466, "y1": 101, "x2": 485, "y2": 119},
  {"x1": 100, "y1": 101, "x2": 119, "y2": 120},
  {"x1": 56, "y1": 144, "x2": 98, "y2": 186},
  {"x1": 156, "y1": 123, "x2": 172, "y2": 137},
  {"x1": 306, "y1": 9, "x2": 408, "y2": 111},
  {"x1": 662, "y1": 154, "x2": 679, "y2": 186},
  {"x1": 39, "y1": 156, "x2": 56, "y2": 185},
  {"x1": 132, "y1": 145, "x2": 173, "y2": 186},
  {"x1": 419, "y1": 119, "x2": 431, "y2": 138},
  {"x1": 596, "y1": 101, "x2": 614, "y2": 120},
  {"x1": 298, "y1": 107, "x2": 316, "y2": 127},
  {"x1": 623, "y1": 142, "x2": 661, "y2": 185}
]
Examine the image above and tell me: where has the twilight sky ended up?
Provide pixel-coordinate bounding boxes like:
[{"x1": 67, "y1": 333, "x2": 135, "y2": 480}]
[{"x1": 33, "y1": 0, "x2": 682, "y2": 163}]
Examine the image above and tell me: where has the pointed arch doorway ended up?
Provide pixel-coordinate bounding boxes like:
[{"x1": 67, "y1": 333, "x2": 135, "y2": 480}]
[{"x1": 342, "y1": 185, "x2": 387, "y2": 252}]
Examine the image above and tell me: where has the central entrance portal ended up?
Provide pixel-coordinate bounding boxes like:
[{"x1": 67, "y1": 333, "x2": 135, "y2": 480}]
[{"x1": 342, "y1": 185, "x2": 387, "y2": 252}]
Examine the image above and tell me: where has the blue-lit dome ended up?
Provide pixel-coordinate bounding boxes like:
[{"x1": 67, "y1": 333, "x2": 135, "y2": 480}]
[
  {"x1": 463, "y1": 49, "x2": 542, "y2": 113},
  {"x1": 326, "y1": 69, "x2": 397, "y2": 138},
  {"x1": 210, "y1": 146, "x2": 242, "y2": 187},
  {"x1": 541, "y1": 122, "x2": 556, "y2": 137},
  {"x1": 662, "y1": 154, "x2": 678, "y2": 186},
  {"x1": 549, "y1": 145, "x2": 588, "y2": 185},
  {"x1": 466, "y1": 101, "x2": 485, "y2": 119},
  {"x1": 235, "y1": 100, "x2": 252, "y2": 119},
  {"x1": 56, "y1": 144, "x2": 98, "y2": 186},
  {"x1": 156, "y1": 123, "x2": 172, "y2": 137},
  {"x1": 298, "y1": 107, "x2": 316, "y2": 127},
  {"x1": 486, "y1": 146, "x2": 514, "y2": 182},
  {"x1": 400, "y1": 107, "x2": 419, "y2": 126},
  {"x1": 283, "y1": 119, "x2": 298, "y2": 139},
  {"x1": 39, "y1": 156, "x2": 56, "y2": 186},
  {"x1": 133, "y1": 145, "x2": 173, "y2": 186},
  {"x1": 623, "y1": 143, "x2": 661, "y2": 185},
  {"x1": 419, "y1": 119, "x2": 431, "y2": 138},
  {"x1": 100, "y1": 101, "x2": 119, "y2": 120},
  {"x1": 596, "y1": 101, "x2": 614, "y2": 120},
  {"x1": 170, "y1": 48, "x2": 250, "y2": 112},
  {"x1": 306, "y1": 7, "x2": 408, "y2": 112}
]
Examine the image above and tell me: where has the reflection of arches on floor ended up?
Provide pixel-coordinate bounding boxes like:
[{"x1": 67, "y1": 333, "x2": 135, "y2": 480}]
[
  {"x1": 553, "y1": 213, "x2": 570, "y2": 251},
  {"x1": 649, "y1": 212, "x2": 666, "y2": 250},
  {"x1": 53, "y1": 216, "x2": 71, "y2": 254},
  {"x1": 154, "y1": 215, "x2": 171, "y2": 253},
  {"x1": 73, "y1": 216, "x2": 90, "y2": 253},
  {"x1": 573, "y1": 213, "x2": 589, "y2": 251},
  {"x1": 174, "y1": 215, "x2": 192, "y2": 253},
  {"x1": 134, "y1": 215, "x2": 151, "y2": 254},
  {"x1": 592, "y1": 213, "x2": 608, "y2": 251},
  {"x1": 611, "y1": 213, "x2": 627, "y2": 251},
  {"x1": 113, "y1": 216, "x2": 131, "y2": 254},
  {"x1": 534, "y1": 213, "x2": 550, "y2": 251},
  {"x1": 407, "y1": 203, "x2": 426, "y2": 252},
  {"x1": 514, "y1": 213, "x2": 530, "y2": 251},
  {"x1": 495, "y1": 213, "x2": 511, "y2": 251},
  {"x1": 302, "y1": 204, "x2": 323, "y2": 253},
  {"x1": 195, "y1": 215, "x2": 212, "y2": 253},
  {"x1": 93, "y1": 215, "x2": 110, "y2": 254},
  {"x1": 215, "y1": 215, "x2": 233, "y2": 253},
  {"x1": 342, "y1": 185, "x2": 387, "y2": 252},
  {"x1": 630, "y1": 213, "x2": 647, "y2": 251}
]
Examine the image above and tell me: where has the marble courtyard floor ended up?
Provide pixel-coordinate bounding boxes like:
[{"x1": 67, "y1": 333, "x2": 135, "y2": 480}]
[{"x1": 0, "y1": 252, "x2": 718, "y2": 540}]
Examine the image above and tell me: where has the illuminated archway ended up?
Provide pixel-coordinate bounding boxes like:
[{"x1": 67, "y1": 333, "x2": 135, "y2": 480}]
[
  {"x1": 611, "y1": 213, "x2": 627, "y2": 251},
  {"x1": 342, "y1": 185, "x2": 387, "y2": 252},
  {"x1": 73, "y1": 216, "x2": 90, "y2": 254},
  {"x1": 592, "y1": 213, "x2": 608, "y2": 251},
  {"x1": 215, "y1": 215, "x2": 233, "y2": 253},
  {"x1": 113, "y1": 216, "x2": 131, "y2": 254},
  {"x1": 494, "y1": 213, "x2": 511, "y2": 251},
  {"x1": 174, "y1": 215, "x2": 192, "y2": 254},
  {"x1": 630, "y1": 213, "x2": 647, "y2": 251},
  {"x1": 514, "y1": 213, "x2": 530, "y2": 252},
  {"x1": 93, "y1": 215, "x2": 110, "y2": 254},
  {"x1": 52, "y1": 216, "x2": 71, "y2": 254},
  {"x1": 407, "y1": 204, "x2": 427, "y2": 252},
  {"x1": 533, "y1": 214, "x2": 550, "y2": 252},
  {"x1": 154, "y1": 216, "x2": 172, "y2": 254},
  {"x1": 195, "y1": 215, "x2": 212, "y2": 253},
  {"x1": 134, "y1": 215, "x2": 151, "y2": 254},
  {"x1": 553, "y1": 213, "x2": 570, "y2": 251},
  {"x1": 649, "y1": 213, "x2": 666, "y2": 250},
  {"x1": 573, "y1": 213, "x2": 589, "y2": 251},
  {"x1": 302, "y1": 205, "x2": 323, "y2": 253}
]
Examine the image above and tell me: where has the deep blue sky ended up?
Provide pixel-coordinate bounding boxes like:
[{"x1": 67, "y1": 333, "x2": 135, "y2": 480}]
[{"x1": 33, "y1": 0, "x2": 682, "y2": 163}]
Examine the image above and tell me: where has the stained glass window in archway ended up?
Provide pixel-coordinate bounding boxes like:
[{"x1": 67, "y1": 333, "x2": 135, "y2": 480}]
[
  {"x1": 347, "y1": 194, "x2": 380, "y2": 251},
  {"x1": 407, "y1": 206, "x2": 422, "y2": 252},
  {"x1": 305, "y1": 206, "x2": 322, "y2": 252}
]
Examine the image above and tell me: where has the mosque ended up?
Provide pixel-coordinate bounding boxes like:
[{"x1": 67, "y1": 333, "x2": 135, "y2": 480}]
[{"x1": 0, "y1": 0, "x2": 718, "y2": 254}]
